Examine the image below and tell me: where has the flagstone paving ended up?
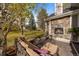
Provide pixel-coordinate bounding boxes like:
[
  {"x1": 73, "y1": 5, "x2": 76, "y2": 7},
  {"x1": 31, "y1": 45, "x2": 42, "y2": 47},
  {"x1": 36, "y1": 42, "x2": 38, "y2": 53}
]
[{"x1": 53, "y1": 40, "x2": 73, "y2": 56}]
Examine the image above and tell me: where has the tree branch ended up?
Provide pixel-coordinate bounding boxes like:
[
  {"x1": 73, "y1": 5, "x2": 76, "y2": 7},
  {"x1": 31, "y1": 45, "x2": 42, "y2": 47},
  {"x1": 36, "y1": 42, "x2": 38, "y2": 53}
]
[{"x1": 4, "y1": 19, "x2": 16, "y2": 37}]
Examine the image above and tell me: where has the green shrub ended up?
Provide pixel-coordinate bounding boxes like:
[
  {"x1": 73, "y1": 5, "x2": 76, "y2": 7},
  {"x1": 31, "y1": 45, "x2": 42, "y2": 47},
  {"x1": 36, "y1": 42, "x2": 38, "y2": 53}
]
[
  {"x1": 25, "y1": 30, "x2": 44, "y2": 39},
  {"x1": 10, "y1": 24, "x2": 20, "y2": 31},
  {"x1": 2, "y1": 23, "x2": 9, "y2": 31},
  {"x1": 68, "y1": 27, "x2": 79, "y2": 35}
]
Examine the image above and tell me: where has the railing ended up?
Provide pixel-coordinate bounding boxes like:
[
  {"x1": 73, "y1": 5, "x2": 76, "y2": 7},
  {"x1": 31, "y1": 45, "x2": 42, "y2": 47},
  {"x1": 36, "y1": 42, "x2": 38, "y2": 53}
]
[{"x1": 70, "y1": 41, "x2": 79, "y2": 56}]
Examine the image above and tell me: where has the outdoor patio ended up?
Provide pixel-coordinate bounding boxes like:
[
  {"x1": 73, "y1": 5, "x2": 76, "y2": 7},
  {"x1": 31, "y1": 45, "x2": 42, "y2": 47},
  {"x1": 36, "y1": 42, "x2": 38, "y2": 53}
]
[{"x1": 54, "y1": 40, "x2": 73, "y2": 56}]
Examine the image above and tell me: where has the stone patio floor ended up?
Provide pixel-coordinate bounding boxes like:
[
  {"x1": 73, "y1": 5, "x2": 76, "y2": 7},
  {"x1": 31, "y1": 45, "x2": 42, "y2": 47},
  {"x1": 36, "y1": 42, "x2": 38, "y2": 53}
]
[{"x1": 52, "y1": 40, "x2": 73, "y2": 56}]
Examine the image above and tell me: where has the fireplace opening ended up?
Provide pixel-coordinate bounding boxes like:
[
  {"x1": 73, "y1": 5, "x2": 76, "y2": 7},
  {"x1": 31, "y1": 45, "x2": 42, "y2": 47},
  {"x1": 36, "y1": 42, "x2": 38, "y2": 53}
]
[{"x1": 54, "y1": 27, "x2": 63, "y2": 34}]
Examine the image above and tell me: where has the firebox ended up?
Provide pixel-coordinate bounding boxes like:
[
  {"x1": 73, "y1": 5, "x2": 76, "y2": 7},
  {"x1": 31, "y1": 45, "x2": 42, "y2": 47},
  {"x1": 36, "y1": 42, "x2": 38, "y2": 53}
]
[{"x1": 54, "y1": 27, "x2": 63, "y2": 34}]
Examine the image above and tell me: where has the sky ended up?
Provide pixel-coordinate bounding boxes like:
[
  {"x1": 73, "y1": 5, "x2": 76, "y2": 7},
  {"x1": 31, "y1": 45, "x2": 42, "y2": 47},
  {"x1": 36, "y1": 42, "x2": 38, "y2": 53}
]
[
  {"x1": 32, "y1": 3, "x2": 55, "y2": 27},
  {"x1": 33, "y1": 3, "x2": 55, "y2": 16},
  {"x1": 26, "y1": 3, "x2": 55, "y2": 26},
  {"x1": 32, "y1": 3, "x2": 55, "y2": 21},
  {"x1": 45, "y1": 3, "x2": 55, "y2": 15}
]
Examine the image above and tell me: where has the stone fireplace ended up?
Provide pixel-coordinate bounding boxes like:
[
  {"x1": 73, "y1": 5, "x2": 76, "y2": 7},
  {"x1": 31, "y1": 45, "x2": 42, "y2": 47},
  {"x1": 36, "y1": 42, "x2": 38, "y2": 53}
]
[
  {"x1": 48, "y1": 17, "x2": 71, "y2": 40},
  {"x1": 45, "y1": 4, "x2": 79, "y2": 43}
]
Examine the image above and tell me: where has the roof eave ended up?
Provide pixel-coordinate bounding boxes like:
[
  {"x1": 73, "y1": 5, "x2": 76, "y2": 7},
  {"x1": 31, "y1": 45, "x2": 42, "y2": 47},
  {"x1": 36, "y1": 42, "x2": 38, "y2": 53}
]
[{"x1": 45, "y1": 9, "x2": 79, "y2": 22}]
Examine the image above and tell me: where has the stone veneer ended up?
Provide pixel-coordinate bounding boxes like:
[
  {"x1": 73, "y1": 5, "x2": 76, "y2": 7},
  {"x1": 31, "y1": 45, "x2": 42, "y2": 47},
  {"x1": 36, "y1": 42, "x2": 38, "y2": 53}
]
[{"x1": 48, "y1": 16, "x2": 71, "y2": 40}]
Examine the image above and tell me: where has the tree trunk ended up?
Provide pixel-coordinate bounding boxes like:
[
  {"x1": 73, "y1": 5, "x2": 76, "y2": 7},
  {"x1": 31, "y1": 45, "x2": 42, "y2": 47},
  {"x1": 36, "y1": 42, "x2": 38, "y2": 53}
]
[
  {"x1": 21, "y1": 25, "x2": 24, "y2": 35},
  {"x1": 21, "y1": 18, "x2": 24, "y2": 36},
  {"x1": 2, "y1": 36, "x2": 7, "y2": 55},
  {"x1": 2, "y1": 19, "x2": 16, "y2": 55}
]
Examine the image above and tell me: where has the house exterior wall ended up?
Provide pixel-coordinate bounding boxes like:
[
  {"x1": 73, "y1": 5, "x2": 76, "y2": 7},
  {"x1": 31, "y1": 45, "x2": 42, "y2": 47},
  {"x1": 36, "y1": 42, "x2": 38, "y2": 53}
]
[
  {"x1": 78, "y1": 15, "x2": 79, "y2": 27},
  {"x1": 77, "y1": 15, "x2": 79, "y2": 42},
  {"x1": 55, "y1": 3, "x2": 79, "y2": 15},
  {"x1": 71, "y1": 14, "x2": 79, "y2": 42}
]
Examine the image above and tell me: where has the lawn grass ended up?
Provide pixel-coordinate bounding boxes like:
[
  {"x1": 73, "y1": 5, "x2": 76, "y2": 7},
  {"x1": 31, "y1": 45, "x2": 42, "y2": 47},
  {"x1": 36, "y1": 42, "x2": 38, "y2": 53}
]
[
  {"x1": 7, "y1": 31, "x2": 21, "y2": 46},
  {"x1": 7, "y1": 30, "x2": 44, "y2": 47}
]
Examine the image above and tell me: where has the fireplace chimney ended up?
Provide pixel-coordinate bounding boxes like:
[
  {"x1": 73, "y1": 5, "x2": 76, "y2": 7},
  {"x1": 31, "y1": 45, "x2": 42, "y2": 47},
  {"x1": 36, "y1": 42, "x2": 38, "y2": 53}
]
[{"x1": 55, "y1": 3, "x2": 63, "y2": 15}]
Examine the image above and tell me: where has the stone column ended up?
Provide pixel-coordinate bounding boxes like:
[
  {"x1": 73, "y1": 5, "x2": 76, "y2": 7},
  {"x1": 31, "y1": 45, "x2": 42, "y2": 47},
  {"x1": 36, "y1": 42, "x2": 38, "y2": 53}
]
[
  {"x1": 45, "y1": 22, "x2": 49, "y2": 35},
  {"x1": 70, "y1": 16, "x2": 72, "y2": 41},
  {"x1": 48, "y1": 21, "x2": 52, "y2": 35}
]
